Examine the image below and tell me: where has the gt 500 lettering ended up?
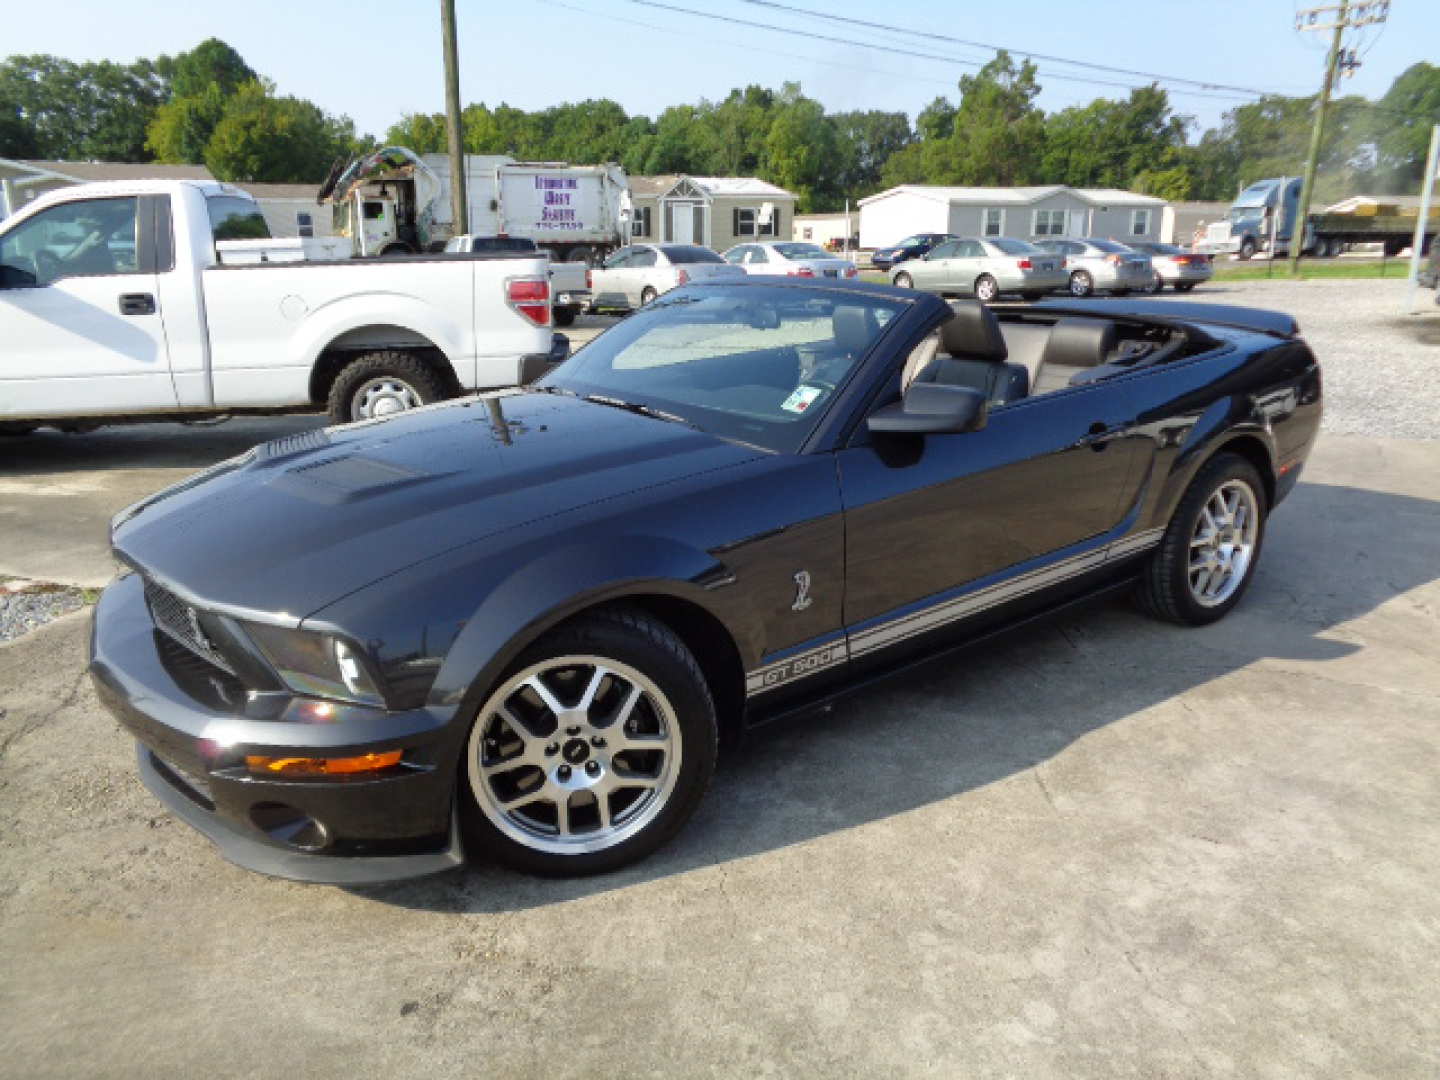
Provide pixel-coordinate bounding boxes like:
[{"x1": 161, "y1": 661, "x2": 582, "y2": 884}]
[{"x1": 747, "y1": 642, "x2": 846, "y2": 694}]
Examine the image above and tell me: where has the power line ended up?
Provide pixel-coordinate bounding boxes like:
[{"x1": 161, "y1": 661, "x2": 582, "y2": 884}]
[
  {"x1": 736, "y1": 0, "x2": 1296, "y2": 98},
  {"x1": 626, "y1": 0, "x2": 1266, "y2": 103}
]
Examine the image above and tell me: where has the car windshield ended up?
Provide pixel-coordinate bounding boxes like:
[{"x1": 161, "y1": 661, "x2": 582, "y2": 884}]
[
  {"x1": 1229, "y1": 206, "x2": 1265, "y2": 224},
  {"x1": 663, "y1": 246, "x2": 724, "y2": 264},
  {"x1": 540, "y1": 284, "x2": 906, "y2": 454},
  {"x1": 987, "y1": 238, "x2": 1041, "y2": 255},
  {"x1": 773, "y1": 243, "x2": 827, "y2": 259},
  {"x1": 1087, "y1": 239, "x2": 1133, "y2": 254},
  {"x1": 894, "y1": 235, "x2": 926, "y2": 248}
]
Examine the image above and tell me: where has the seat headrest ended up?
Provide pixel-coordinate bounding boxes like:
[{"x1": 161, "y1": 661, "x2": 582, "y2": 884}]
[
  {"x1": 939, "y1": 301, "x2": 1007, "y2": 362},
  {"x1": 1041, "y1": 317, "x2": 1117, "y2": 369},
  {"x1": 833, "y1": 305, "x2": 879, "y2": 353}
]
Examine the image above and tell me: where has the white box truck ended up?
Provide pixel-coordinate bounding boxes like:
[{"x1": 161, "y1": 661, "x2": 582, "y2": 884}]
[{"x1": 321, "y1": 147, "x2": 629, "y2": 266}]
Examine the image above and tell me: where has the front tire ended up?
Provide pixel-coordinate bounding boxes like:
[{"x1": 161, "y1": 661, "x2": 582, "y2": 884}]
[
  {"x1": 639, "y1": 286, "x2": 658, "y2": 307},
  {"x1": 973, "y1": 274, "x2": 999, "y2": 302},
  {"x1": 1069, "y1": 270, "x2": 1094, "y2": 297},
  {"x1": 893, "y1": 271, "x2": 914, "y2": 289},
  {"x1": 1238, "y1": 237, "x2": 1257, "y2": 261},
  {"x1": 1136, "y1": 453, "x2": 1268, "y2": 626},
  {"x1": 326, "y1": 350, "x2": 449, "y2": 424},
  {"x1": 461, "y1": 607, "x2": 718, "y2": 876}
]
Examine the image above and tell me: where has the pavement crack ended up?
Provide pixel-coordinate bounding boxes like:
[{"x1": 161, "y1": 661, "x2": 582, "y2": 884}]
[
  {"x1": 1033, "y1": 766, "x2": 1061, "y2": 814},
  {"x1": 0, "y1": 666, "x2": 87, "y2": 769}
]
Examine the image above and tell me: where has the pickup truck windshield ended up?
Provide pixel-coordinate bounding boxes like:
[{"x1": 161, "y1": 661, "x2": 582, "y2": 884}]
[{"x1": 540, "y1": 284, "x2": 904, "y2": 454}]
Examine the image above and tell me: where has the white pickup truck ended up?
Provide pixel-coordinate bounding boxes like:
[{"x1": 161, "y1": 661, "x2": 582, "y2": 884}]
[{"x1": 0, "y1": 179, "x2": 568, "y2": 433}]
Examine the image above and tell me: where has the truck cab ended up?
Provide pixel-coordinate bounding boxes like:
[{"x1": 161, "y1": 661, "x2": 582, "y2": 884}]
[{"x1": 1198, "y1": 178, "x2": 1303, "y2": 260}]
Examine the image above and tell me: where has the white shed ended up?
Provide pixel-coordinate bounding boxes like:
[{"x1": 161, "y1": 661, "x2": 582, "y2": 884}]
[{"x1": 858, "y1": 185, "x2": 1167, "y2": 249}]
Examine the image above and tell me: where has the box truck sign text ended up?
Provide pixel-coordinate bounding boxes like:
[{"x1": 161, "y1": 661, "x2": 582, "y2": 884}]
[{"x1": 534, "y1": 176, "x2": 587, "y2": 232}]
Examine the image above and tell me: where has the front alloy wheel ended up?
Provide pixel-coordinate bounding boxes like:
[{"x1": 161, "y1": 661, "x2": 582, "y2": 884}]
[
  {"x1": 462, "y1": 608, "x2": 717, "y2": 875},
  {"x1": 1069, "y1": 270, "x2": 1094, "y2": 297},
  {"x1": 974, "y1": 274, "x2": 999, "y2": 302}
]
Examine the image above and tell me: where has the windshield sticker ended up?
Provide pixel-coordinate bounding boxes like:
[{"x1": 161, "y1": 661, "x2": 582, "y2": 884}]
[{"x1": 781, "y1": 385, "x2": 825, "y2": 414}]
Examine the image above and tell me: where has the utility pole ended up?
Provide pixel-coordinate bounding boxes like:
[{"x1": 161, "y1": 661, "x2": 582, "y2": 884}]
[
  {"x1": 440, "y1": 0, "x2": 468, "y2": 236},
  {"x1": 1289, "y1": 0, "x2": 1390, "y2": 274},
  {"x1": 1405, "y1": 124, "x2": 1439, "y2": 313}
]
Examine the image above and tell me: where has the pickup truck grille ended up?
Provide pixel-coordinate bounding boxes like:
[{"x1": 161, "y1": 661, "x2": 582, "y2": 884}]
[{"x1": 143, "y1": 578, "x2": 236, "y2": 675}]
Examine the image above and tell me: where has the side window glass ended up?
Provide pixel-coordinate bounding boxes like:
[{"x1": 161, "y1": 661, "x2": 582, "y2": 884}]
[
  {"x1": 930, "y1": 241, "x2": 958, "y2": 259},
  {"x1": 0, "y1": 196, "x2": 140, "y2": 285},
  {"x1": 750, "y1": 247, "x2": 769, "y2": 264},
  {"x1": 632, "y1": 248, "x2": 658, "y2": 268},
  {"x1": 724, "y1": 247, "x2": 746, "y2": 264},
  {"x1": 605, "y1": 250, "x2": 632, "y2": 269}
]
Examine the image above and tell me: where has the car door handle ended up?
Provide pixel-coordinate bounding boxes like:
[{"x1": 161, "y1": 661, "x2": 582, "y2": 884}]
[
  {"x1": 1076, "y1": 422, "x2": 1123, "y2": 450},
  {"x1": 119, "y1": 292, "x2": 156, "y2": 316}
]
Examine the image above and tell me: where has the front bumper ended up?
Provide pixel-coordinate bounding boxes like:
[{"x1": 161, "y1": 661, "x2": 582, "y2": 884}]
[{"x1": 89, "y1": 573, "x2": 466, "y2": 885}]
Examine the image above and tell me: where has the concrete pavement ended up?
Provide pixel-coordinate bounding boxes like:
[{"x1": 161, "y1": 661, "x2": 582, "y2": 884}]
[{"x1": 1, "y1": 433, "x2": 1438, "y2": 1078}]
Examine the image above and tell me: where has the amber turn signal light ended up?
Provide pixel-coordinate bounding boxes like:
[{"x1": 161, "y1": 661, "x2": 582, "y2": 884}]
[{"x1": 245, "y1": 750, "x2": 403, "y2": 776}]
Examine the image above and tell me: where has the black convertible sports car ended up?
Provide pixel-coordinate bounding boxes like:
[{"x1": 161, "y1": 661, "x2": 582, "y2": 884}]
[{"x1": 90, "y1": 280, "x2": 1322, "y2": 884}]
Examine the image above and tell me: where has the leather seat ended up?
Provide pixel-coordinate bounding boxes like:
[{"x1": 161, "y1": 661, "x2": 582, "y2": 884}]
[
  {"x1": 917, "y1": 301, "x2": 1030, "y2": 406},
  {"x1": 1031, "y1": 318, "x2": 1117, "y2": 394}
]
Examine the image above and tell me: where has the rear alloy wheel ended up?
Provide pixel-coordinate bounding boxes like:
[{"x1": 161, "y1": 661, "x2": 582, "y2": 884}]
[
  {"x1": 462, "y1": 607, "x2": 717, "y2": 876},
  {"x1": 973, "y1": 274, "x2": 999, "y2": 302},
  {"x1": 893, "y1": 271, "x2": 914, "y2": 289},
  {"x1": 1069, "y1": 270, "x2": 1094, "y2": 297},
  {"x1": 327, "y1": 350, "x2": 448, "y2": 424},
  {"x1": 1136, "y1": 453, "x2": 1268, "y2": 626},
  {"x1": 639, "y1": 286, "x2": 658, "y2": 307}
]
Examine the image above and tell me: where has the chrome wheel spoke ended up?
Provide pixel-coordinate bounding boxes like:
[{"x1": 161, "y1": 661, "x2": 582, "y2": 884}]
[
  {"x1": 524, "y1": 674, "x2": 567, "y2": 717},
  {"x1": 1187, "y1": 479, "x2": 1259, "y2": 608}
]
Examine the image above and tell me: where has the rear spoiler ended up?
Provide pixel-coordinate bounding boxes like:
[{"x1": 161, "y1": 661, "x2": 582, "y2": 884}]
[{"x1": 1029, "y1": 298, "x2": 1299, "y2": 338}]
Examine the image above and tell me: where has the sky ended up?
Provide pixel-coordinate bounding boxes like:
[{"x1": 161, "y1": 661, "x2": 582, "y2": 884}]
[{"x1": 10, "y1": 0, "x2": 1439, "y2": 144}]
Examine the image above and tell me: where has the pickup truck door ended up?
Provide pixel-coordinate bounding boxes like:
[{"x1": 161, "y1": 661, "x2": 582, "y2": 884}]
[{"x1": 0, "y1": 194, "x2": 175, "y2": 419}]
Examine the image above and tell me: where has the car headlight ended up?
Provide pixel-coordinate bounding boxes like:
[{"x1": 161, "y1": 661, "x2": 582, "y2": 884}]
[{"x1": 242, "y1": 623, "x2": 385, "y2": 707}]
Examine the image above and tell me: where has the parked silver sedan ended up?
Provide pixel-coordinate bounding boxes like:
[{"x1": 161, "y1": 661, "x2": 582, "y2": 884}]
[
  {"x1": 1036, "y1": 238, "x2": 1154, "y2": 297},
  {"x1": 588, "y1": 244, "x2": 747, "y2": 311},
  {"x1": 1123, "y1": 241, "x2": 1214, "y2": 293},
  {"x1": 888, "y1": 237, "x2": 1068, "y2": 301},
  {"x1": 722, "y1": 241, "x2": 858, "y2": 279}
]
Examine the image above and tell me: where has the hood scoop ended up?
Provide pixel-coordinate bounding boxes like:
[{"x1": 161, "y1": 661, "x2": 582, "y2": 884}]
[{"x1": 272, "y1": 454, "x2": 439, "y2": 505}]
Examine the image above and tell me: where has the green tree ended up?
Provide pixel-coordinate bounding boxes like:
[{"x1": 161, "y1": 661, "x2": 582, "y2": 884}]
[
  {"x1": 1372, "y1": 63, "x2": 1440, "y2": 191},
  {"x1": 203, "y1": 81, "x2": 356, "y2": 183},
  {"x1": 948, "y1": 51, "x2": 1046, "y2": 185},
  {"x1": 385, "y1": 112, "x2": 446, "y2": 153},
  {"x1": 0, "y1": 94, "x2": 38, "y2": 157},
  {"x1": 762, "y1": 86, "x2": 841, "y2": 210},
  {"x1": 832, "y1": 110, "x2": 913, "y2": 197},
  {"x1": 0, "y1": 55, "x2": 166, "y2": 160},
  {"x1": 146, "y1": 39, "x2": 258, "y2": 164},
  {"x1": 165, "y1": 38, "x2": 256, "y2": 101}
]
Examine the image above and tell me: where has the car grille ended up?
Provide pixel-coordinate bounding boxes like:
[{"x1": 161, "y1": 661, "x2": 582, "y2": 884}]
[{"x1": 143, "y1": 578, "x2": 236, "y2": 675}]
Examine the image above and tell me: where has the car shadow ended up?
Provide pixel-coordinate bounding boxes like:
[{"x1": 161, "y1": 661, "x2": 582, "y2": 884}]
[{"x1": 352, "y1": 477, "x2": 1440, "y2": 913}]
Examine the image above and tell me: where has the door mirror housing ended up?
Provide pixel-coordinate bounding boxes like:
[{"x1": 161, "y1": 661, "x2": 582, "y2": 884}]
[{"x1": 867, "y1": 383, "x2": 988, "y2": 436}]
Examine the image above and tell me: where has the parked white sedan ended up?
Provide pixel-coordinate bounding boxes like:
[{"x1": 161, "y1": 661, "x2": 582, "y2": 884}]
[
  {"x1": 722, "y1": 241, "x2": 859, "y2": 280},
  {"x1": 588, "y1": 244, "x2": 747, "y2": 312}
]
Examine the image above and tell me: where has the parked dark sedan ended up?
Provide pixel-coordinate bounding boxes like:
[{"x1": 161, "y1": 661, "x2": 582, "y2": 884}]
[
  {"x1": 90, "y1": 280, "x2": 1322, "y2": 885},
  {"x1": 871, "y1": 232, "x2": 955, "y2": 271}
]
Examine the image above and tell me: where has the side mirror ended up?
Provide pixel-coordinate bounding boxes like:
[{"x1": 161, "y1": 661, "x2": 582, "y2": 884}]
[{"x1": 867, "y1": 383, "x2": 988, "y2": 436}]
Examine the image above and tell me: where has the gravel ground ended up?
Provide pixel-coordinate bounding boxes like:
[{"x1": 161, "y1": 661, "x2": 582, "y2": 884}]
[
  {"x1": 0, "y1": 580, "x2": 88, "y2": 644},
  {"x1": 1144, "y1": 277, "x2": 1439, "y2": 440}
]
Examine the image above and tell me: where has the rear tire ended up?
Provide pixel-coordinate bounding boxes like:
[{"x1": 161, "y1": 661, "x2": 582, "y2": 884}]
[
  {"x1": 1068, "y1": 270, "x2": 1094, "y2": 297},
  {"x1": 553, "y1": 307, "x2": 578, "y2": 328},
  {"x1": 973, "y1": 274, "x2": 999, "y2": 302},
  {"x1": 326, "y1": 350, "x2": 449, "y2": 424},
  {"x1": 1135, "y1": 453, "x2": 1268, "y2": 626},
  {"x1": 893, "y1": 272, "x2": 914, "y2": 289},
  {"x1": 460, "y1": 606, "x2": 718, "y2": 876},
  {"x1": 639, "y1": 286, "x2": 658, "y2": 307}
]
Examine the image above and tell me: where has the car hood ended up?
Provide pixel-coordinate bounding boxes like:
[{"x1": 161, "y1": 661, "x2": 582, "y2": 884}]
[{"x1": 112, "y1": 392, "x2": 764, "y2": 620}]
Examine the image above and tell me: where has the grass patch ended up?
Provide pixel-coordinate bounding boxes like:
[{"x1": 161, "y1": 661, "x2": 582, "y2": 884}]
[{"x1": 1211, "y1": 259, "x2": 1413, "y2": 282}]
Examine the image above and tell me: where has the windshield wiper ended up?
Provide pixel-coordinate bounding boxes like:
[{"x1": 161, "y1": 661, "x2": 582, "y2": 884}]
[{"x1": 582, "y1": 394, "x2": 696, "y2": 428}]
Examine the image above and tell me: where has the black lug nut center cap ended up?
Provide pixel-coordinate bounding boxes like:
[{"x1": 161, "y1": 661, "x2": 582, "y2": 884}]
[{"x1": 561, "y1": 738, "x2": 591, "y2": 765}]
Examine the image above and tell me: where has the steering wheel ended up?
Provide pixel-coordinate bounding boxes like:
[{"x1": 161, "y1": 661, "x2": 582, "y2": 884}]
[{"x1": 32, "y1": 249, "x2": 61, "y2": 284}]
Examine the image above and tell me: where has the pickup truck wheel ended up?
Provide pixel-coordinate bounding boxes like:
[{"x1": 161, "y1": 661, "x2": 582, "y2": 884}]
[
  {"x1": 461, "y1": 606, "x2": 717, "y2": 876},
  {"x1": 327, "y1": 351, "x2": 448, "y2": 424},
  {"x1": 1136, "y1": 453, "x2": 1268, "y2": 626},
  {"x1": 553, "y1": 307, "x2": 578, "y2": 328}
]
